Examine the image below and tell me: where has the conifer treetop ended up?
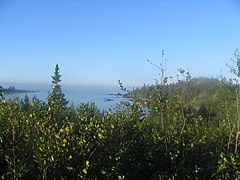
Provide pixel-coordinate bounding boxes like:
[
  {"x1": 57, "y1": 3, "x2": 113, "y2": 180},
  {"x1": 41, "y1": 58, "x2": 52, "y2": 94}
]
[{"x1": 51, "y1": 64, "x2": 62, "y2": 85}]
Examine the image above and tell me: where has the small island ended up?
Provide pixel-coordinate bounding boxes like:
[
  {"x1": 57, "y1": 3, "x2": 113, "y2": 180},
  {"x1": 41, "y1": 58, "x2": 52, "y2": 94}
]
[
  {"x1": 0, "y1": 85, "x2": 35, "y2": 95},
  {"x1": 107, "y1": 92, "x2": 123, "y2": 96}
]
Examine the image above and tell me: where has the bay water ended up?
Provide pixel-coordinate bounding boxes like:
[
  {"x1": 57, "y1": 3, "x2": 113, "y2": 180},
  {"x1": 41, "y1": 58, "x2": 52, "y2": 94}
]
[{"x1": 2, "y1": 84, "x2": 130, "y2": 111}]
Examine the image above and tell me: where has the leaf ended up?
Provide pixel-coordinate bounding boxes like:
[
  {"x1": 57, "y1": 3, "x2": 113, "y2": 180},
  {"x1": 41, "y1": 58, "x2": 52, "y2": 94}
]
[
  {"x1": 163, "y1": 77, "x2": 168, "y2": 84},
  {"x1": 65, "y1": 126, "x2": 70, "y2": 133},
  {"x1": 51, "y1": 155, "x2": 54, "y2": 161},
  {"x1": 68, "y1": 155, "x2": 72, "y2": 160},
  {"x1": 67, "y1": 166, "x2": 73, "y2": 170},
  {"x1": 63, "y1": 139, "x2": 67, "y2": 143},
  {"x1": 82, "y1": 168, "x2": 87, "y2": 174},
  {"x1": 55, "y1": 134, "x2": 60, "y2": 139},
  {"x1": 101, "y1": 170, "x2": 106, "y2": 174},
  {"x1": 86, "y1": 160, "x2": 90, "y2": 167},
  {"x1": 98, "y1": 133, "x2": 104, "y2": 139}
]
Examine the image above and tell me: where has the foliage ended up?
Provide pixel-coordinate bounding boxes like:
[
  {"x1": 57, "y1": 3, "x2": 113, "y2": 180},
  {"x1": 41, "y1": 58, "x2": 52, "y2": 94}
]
[
  {"x1": 47, "y1": 64, "x2": 68, "y2": 123},
  {"x1": 0, "y1": 52, "x2": 240, "y2": 179}
]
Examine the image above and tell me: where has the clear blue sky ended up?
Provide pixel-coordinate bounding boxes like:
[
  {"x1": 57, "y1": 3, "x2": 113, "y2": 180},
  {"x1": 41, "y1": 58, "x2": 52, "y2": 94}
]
[{"x1": 0, "y1": 0, "x2": 239, "y2": 87}]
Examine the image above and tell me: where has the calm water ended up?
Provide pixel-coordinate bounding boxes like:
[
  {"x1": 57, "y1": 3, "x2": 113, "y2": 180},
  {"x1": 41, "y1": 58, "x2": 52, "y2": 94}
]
[{"x1": 3, "y1": 84, "x2": 130, "y2": 111}]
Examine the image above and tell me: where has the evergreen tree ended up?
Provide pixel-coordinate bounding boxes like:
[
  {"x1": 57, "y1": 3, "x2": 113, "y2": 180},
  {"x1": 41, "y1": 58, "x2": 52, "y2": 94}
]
[
  {"x1": 21, "y1": 94, "x2": 30, "y2": 111},
  {"x1": 47, "y1": 64, "x2": 68, "y2": 122}
]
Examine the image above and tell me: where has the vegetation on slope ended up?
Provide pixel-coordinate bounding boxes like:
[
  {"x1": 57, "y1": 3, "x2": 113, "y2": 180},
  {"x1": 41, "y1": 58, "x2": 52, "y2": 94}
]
[{"x1": 0, "y1": 50, "x2": 240, "y2": 179}]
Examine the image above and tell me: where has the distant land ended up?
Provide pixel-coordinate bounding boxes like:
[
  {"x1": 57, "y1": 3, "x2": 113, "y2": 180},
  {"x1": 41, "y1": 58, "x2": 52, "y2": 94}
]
[{"x1": 0, "y1": 85, "x2": 36, "y2": 94}]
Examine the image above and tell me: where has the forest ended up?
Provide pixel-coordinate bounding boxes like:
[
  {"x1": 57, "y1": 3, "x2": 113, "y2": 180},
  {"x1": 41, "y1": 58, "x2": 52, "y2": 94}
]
[{"x1": 0, "y1": 50, "x2": 240, "y2": 179}]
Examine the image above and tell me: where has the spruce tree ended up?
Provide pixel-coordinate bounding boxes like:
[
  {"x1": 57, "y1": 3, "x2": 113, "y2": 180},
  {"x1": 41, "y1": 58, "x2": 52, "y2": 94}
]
[{"x1": 47, "y1": 64, "x2": 68, "y2": 122}]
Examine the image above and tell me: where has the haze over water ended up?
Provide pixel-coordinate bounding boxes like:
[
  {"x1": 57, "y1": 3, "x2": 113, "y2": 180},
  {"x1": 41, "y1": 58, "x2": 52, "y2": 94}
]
[{"x1": 2, "y1": 84, "x2": 129, "y2": 111}]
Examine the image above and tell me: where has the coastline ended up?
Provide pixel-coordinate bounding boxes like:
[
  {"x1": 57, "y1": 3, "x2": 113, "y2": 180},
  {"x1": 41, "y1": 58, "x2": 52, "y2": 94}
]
[{"x1": 0, "y1": 89, "x2": 36, "y2": 94}]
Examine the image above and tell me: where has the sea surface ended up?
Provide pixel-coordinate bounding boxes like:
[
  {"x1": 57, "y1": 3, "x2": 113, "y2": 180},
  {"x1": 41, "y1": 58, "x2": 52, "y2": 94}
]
[{"x1": 2, "y1": 84, "x2": 130, "y2": 111}]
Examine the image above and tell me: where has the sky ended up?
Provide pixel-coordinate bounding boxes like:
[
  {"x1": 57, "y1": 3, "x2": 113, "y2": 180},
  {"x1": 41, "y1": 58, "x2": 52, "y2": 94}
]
[{"x1": 0, "y1": 0, "x2": 240, "y2": 87}]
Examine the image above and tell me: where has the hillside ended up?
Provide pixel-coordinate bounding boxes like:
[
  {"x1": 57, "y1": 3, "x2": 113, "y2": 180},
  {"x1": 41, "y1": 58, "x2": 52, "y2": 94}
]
[
  {"x1": 125, "y1": 77, "x2": 236, "y2": 105},
  {"x1": 124, "y1": 77, "x2": 237, "y2": 121}
]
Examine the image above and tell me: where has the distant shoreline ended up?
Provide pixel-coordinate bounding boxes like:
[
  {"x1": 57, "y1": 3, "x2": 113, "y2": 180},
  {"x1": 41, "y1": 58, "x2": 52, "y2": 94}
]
[{"x1": 0, "y1": 89, "x2": 36, "y2": 94}]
